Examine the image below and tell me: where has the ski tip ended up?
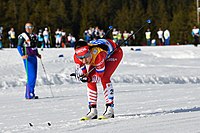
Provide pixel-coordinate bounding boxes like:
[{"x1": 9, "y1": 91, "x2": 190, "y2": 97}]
[{"x1": 80, "y1": 117, "x2": 90, "y2": 121}]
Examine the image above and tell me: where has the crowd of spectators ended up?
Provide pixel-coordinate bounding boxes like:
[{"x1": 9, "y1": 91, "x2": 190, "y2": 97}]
[{"x1": 0, "y1": 25, "x2": 174, "y2": 49}]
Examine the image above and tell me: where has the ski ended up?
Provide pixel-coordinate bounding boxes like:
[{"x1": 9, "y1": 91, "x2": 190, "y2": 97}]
[
  {"x1": 80, "y1": 117, "x2": 90, "y2": 121},
  {"x1": 98, "y1": 116, "x2": 108, "y2": 120},
  {"x1": 80, "y1": 116, "x2": 113, "y2": 121},
  {"x1": 80, "y1": 116, "x2": 98, "y2": 121}
]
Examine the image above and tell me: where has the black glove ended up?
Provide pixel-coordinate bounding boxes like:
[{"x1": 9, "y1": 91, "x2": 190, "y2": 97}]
[
  {"x1": 70, "y1": 73, "x2": 89, "y2": 82},
  {"x1": 79, "y1": 76, "x2": 90, "y2": 83}
]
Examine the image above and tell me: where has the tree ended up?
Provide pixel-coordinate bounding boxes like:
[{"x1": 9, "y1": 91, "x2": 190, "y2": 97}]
[
  {"x1": 70, "y1": 0, "x2": 81, "y2": 37},
  {"x1": 48, "y1": 0, "x2": 69, "y2": 30},
  {"x1": 79, "y1": 0, "x2": 97, "y2": 36},
  {"x1": 169, "y1": 0, "x2": 191, "y2": 44},
  {"x1": 0, "y1": 0, "x2": 198, "y2": 47}
]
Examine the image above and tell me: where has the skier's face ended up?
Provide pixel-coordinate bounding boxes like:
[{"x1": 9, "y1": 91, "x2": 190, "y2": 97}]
[
  {"x1": 79, "y1": 54, "x2": 92, "y2": 65},
  {"x1": 25, "y1": 23, "x2": 34, "y2": 33},
  {"x1": 75, "y1": 45, "x2": 91, "y2": 64}
]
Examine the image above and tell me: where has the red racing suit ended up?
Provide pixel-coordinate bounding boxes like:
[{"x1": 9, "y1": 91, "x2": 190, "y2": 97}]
[{"x1": 74, "y1": 39, "x2": 123, "y2": 106}]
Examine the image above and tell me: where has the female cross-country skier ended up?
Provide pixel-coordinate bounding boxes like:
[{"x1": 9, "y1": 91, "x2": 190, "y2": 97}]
[{"x1": 73, "y1": 39, "x2": 123, "y2": 120}]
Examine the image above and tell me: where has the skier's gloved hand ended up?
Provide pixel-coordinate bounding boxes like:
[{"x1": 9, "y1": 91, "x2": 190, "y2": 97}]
[
  {"x1": 75, "y1": 66, "x2": 83, "y2": 79},
  {"x1": 37, "y1": 54, "x2": 42, "y2": 59},
  {"x1": 22, "y1": 55, "x2": 28, "y2": 59},
  {"x1": 79, "y1": 75, "x2": 90, "y2": 83}
]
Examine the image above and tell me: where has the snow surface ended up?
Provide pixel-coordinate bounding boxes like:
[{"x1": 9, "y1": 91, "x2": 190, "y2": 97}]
[{"x1": 0, "y1": 45, "x2": 200, "y2": 133}]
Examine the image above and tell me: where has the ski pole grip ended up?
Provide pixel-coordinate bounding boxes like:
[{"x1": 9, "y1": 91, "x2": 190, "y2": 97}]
[{"x1": 70, "y1": 73, "x2": 76, "y2": 77}]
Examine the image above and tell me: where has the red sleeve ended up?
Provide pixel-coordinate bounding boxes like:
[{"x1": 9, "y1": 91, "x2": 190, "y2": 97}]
[
  {"x1": 94, "y1": 51, "x2": 107, "y2": 78},
  {"x1": 73, "y1": 54, "x2": 87, "y2": 74}
]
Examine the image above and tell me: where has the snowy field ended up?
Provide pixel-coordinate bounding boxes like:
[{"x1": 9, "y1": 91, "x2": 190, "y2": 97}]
[{"x1": 0, "y1": 45, "x2": 200, "y2": 133}]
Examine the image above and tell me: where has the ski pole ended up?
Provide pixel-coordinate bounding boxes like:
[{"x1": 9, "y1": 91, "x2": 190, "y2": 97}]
[
  {"x1": 102, "y1": 26, "x2": 113, "y2": 39},
  {"x1": 107, "y1": 19, "x2": 151, "y2": 58},
  {"x1": 24, "y1": 46, "x2": 30, "y2": 98},
  {"x1": 71, "y1": 19, "x2": 151, "y2": 78},
  {"x1": 88, "y1": 19, "x2": 152, "y2": 75},
  {"x1": 40, "y1": 59, "x2": 54, "y2": 97}
]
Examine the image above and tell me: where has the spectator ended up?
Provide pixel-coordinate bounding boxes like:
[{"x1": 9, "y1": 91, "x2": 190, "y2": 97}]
[
  {"x1": 0, "y1": 26, "x2": 3, "y2": 49},
  {"x1": 129, "y1": 31, "x2": 135, "y2": 46},
  {"x1": 17, "y1": 22, "x2": 41, "y2": 99},
  {"x1": 93, "y1": 26, "x2": 100, "y2": 39},
  {"x1": 145, "y1": 28, "x2": 151, "y2": 46},
  {"x1": 191, "y1": 25, "x2": 200, "y2": 47},
  {"x1": 83, "y1": 30, "x2": 91, "y2": 42},
  {"x1": 8, "y1": 27, "x2": 16, "y2": 48},
  {"x1": 67, "y1": 33, "x2": 72, "y2": 47},
  {"x1": 123, "y1": 30, "x2": 129, "y2": 46},
  {"x1": 55, "y1": 28, "x2": 62, "y2": 48},
  {"x1": 43, "y1": 27, "x2": 50, "y2": 48},
  {"x1": 112, "y1": 28, "x2": 118, "y2": 43},
  {"x1": 151, "y1": 39, "x2": 156, "y2": 46},
  {"x1": 99, "y1": 30, "x2": 105, "y2": 38},
  {"x1": 61, "y1": 29, "x2": 66, "y2": 48},
  {"x1": 164, "y1": 29, "x2": 170, "y2": 45},
  {"x1": 70, "y1": 35, "x2": 76, "y2": 47},
  {"x1": 117, "y1": 31, "x2": 122, "y2": 44},
  {"x1": 157, "y1": 28, "x2": 164, "y2": 46}
]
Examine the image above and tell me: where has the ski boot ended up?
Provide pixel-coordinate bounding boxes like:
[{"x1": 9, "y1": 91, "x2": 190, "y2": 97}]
[
  {"x1": 98, "y1": 104, "x2": 114, "y2": 120},
  {"x1": 80, "y1": 105, "x2": 97, "y2": 121},
  {"x1": 25, "y1": 93, "x2": 39, "y2": 100}
]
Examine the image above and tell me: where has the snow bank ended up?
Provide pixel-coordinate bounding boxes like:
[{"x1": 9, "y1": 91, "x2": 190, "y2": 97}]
[{"x1": 1, "y1": 45, "x2": 200, "y2": 90}]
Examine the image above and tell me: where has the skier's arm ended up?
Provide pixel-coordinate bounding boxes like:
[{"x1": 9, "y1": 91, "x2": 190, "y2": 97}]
[
  {"x1": 74, "y1": 54, "x2": 87, "y2": 75},
  {"x1": 17, "y1": 35, "x2": 28, "y2": 59}
]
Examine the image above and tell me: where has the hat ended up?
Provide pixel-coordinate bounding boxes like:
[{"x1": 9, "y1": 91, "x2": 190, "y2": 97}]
[{"x1": 75, "y1": 46, "x2": 90, "y2": 59}]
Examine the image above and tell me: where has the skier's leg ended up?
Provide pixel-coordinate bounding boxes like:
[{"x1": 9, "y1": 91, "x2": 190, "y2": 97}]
[
  {"x1": 80, "y1": 67, "x2": 98, "y2": 120},
  {"x1": 87, "y1": 67, "x2": 98, "y2": 106},
  {"x1": 99, "y1": 48, "x2": 123, "y2": 118},
  {"x1": 24, "y1": 56, "x2": 37, "y2": 99},
  {"x1": 101, "y1": 48, "x2": 123, "y2": 104}
]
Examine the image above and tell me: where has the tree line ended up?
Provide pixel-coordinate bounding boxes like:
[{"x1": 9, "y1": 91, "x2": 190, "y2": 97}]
[{"x1": 0, "y1": 0, "x2": 198, "y2": 47}]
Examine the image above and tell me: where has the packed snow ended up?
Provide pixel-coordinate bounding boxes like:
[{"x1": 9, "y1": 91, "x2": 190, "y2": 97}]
[{"x1": 0, "y1": 45, "x2": 200, "y2": 133}]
